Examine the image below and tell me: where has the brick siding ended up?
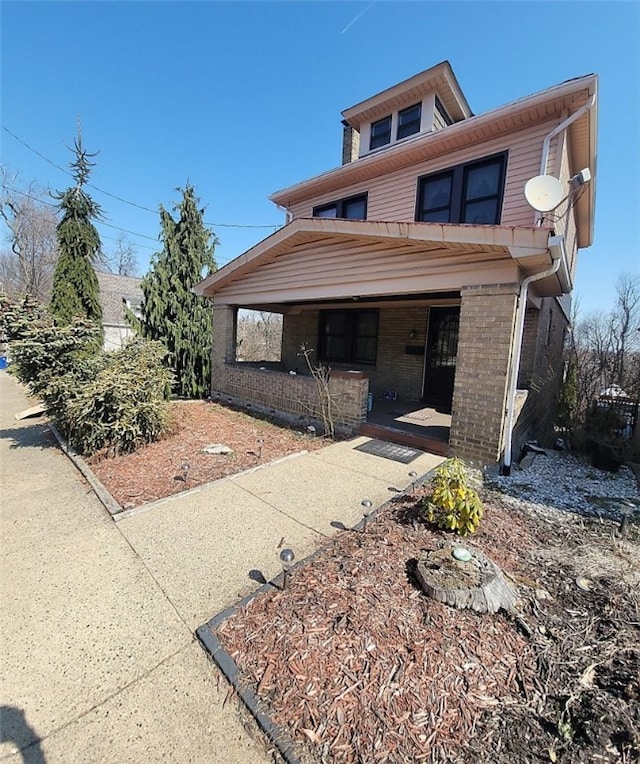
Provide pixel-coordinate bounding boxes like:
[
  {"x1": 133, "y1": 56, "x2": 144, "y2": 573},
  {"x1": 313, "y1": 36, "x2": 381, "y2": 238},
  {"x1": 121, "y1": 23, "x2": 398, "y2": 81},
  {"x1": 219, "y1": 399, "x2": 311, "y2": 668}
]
[
  {"x1": 449, "y1": 284, "x2": 519, "y2": 465},
  {"x1": 210, "y1": 364, "x2": 368, "y2": 435},
  {"x1": 281, "y1": 307, "x2": 428, "y2": 401},
  {"x1": 212, "y1": 294, "x2": 566, "y2": 466}
]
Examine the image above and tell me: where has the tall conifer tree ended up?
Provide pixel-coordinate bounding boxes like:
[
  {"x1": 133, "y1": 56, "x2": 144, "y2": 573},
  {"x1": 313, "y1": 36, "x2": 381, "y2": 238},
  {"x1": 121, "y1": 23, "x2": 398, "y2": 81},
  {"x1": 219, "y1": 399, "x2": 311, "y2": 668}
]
[
  {"x1": 50, "y1": 135, "x2": 103, "y2": 334},
  {"x1": 139, "y1": 184, "x2": 217, "y2": 398}
]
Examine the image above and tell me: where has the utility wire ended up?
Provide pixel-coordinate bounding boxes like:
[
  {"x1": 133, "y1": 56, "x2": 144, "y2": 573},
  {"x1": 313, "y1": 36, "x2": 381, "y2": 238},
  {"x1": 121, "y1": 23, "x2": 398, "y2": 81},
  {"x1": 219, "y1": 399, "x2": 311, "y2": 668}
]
[
  {"x1": 1, "y1": 183, "x2": 158, "y2": 242},
  {"x1": 2, "y1": 125, "x2": 280, "y2": 230},
  {"x1": 1, "y1": 183, "x2": 241, "y2": 264}
]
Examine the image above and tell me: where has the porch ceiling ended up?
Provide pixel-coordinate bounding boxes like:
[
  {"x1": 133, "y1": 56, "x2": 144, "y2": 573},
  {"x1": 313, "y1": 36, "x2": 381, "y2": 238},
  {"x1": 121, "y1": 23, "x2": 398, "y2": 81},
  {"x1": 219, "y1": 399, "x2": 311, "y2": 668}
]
[{"x1": 194, "y1": 219, "x2": 558, "y2": 306}]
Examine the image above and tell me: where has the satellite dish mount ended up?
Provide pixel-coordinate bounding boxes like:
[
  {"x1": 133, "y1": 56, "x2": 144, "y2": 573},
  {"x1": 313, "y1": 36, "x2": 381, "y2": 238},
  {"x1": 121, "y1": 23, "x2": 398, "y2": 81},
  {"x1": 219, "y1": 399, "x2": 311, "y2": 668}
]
[{"x1": 523, "y1": 175, "x2": 564, "y2": 213}]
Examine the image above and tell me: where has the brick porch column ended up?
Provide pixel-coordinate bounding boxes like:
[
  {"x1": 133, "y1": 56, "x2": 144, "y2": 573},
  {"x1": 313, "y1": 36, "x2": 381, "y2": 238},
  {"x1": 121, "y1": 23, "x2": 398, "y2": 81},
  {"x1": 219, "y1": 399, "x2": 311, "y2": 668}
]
[
  {"x1": 211, "y1": 304, "x2": 236, "y2": 391},
  {"x1": 449, "y1": 283, "x2": 519, "y2": 466}
]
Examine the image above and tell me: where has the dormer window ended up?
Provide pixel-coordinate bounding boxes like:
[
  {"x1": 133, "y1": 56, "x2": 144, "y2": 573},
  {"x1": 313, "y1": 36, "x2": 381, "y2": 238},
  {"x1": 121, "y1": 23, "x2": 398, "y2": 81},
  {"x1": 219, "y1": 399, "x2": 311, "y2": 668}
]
[
  {"x1": 397, "y1": 103, "x2": 422, "y2": 140},
  {"x1": 369, "y1": 115, "x2": 392, "y2": 150}
]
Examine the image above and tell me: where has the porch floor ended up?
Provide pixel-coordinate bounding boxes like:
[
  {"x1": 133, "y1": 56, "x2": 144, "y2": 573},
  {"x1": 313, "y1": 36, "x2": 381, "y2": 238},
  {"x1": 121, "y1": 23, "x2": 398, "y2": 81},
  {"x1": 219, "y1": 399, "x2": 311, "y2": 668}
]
[{"x1": 359, "y1": 398, "x2": 451, "y2": 457}]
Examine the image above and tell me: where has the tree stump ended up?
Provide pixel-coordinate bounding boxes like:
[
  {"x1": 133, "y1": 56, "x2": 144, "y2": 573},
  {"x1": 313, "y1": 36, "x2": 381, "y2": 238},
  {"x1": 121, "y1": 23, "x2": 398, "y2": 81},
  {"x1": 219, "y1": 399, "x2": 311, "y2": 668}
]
[{"x1": 415, "y1": 542, "x2": 518, "y2": 614}]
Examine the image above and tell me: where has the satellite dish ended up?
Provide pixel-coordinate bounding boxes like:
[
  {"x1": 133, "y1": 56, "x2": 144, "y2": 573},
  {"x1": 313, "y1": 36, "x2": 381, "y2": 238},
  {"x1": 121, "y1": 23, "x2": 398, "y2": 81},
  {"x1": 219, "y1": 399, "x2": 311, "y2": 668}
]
[{"x1": 523, "y1": 175, "x2": 564, "y2": 212}]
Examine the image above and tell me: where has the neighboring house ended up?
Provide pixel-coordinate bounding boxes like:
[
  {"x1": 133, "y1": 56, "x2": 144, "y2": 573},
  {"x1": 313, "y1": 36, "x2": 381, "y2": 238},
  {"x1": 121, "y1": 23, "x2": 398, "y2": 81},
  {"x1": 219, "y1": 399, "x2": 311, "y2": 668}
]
[
  {"x1": 195, "y1": 61, "x2": 597, "y2": 469},
  {"x1": 96, "y1": 271, "x2": 143, "y2": 351}
]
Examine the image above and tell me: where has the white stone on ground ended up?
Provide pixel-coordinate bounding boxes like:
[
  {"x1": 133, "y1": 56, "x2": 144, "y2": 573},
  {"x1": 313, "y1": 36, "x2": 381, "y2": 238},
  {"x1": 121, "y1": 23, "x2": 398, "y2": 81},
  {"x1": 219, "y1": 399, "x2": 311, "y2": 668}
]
[{"x1": 484, "y1": 450, "x2": 639, "y2": 522}]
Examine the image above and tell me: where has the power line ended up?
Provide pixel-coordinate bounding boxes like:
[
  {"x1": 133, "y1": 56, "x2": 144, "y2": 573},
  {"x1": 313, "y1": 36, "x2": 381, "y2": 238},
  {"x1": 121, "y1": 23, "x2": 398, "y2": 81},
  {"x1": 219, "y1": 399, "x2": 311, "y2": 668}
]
[
  {"x1": 1, "y1": 183, "x2": 245, "y2": 264},
  {"x1": 2, "y1": 124, "x2": 281, "y2": 230},
  {"x1": 0, "y1": 183, "x2": 158, "y2": 243}
]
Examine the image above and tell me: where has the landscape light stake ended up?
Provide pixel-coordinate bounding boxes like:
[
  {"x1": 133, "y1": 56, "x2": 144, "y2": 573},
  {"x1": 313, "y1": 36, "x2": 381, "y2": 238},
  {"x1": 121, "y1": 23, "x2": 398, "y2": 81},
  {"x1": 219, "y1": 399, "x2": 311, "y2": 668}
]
[
  {"x1": 181, "y1": 461, "x2": 191, "y2": 483},
  {"x1": 361, "y1": 498, "x2": 373, "y2": 532},
  {"x1": 408, "y1": 471, "x2": 418, "y2": 494},
  {"x1": 257, "y1": 438, "x2": 264, "y2": 460},
  {"x1": 280, "y1": 548, "x2": 295, "y2": 589}
]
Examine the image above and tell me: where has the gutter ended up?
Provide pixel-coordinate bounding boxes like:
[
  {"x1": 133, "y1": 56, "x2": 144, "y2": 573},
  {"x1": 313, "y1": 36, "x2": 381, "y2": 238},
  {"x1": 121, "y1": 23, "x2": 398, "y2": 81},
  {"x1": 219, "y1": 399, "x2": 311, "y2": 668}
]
[{"x1": 501, "y1": 234, "x2": 565, "y2": 475}]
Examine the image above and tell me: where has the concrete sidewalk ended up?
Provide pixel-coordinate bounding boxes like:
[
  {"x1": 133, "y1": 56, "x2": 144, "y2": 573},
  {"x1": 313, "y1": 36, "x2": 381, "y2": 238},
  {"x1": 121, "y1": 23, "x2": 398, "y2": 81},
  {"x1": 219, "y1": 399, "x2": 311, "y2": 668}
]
[
  {"x1": 0, "y1": 372, "x2": 272, "y2": 764},
  {"x1": 0, "y1": 370, "x2": 444, "y2": 762}
]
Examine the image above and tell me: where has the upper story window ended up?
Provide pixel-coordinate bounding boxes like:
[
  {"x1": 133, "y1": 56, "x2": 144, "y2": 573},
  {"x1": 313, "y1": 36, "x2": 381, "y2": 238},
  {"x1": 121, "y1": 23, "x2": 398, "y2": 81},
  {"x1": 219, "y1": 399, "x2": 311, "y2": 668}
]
[
  {"x1": 397, "y1": 103, "x2": 422, "y2": 140},
  {"x1": 369, "y1": 115, "x2": 392, "y2": 150},
  {"x1": 319, "y1": 309, "x2": 378, "y2": 365},
  {"x1": 313, "y1": 193, "x2": 367, "y2": 220},
  {"x1": 416, "y1": 153, "x2": 508, "y2": 225}
]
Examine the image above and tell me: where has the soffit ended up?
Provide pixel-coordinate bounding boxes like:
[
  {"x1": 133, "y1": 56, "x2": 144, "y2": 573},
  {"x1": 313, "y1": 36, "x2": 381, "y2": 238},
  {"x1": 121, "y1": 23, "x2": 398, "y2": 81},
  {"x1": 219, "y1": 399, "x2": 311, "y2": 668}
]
[{"x1": 341, "y1": 61, "x2": 472, "y2": 127}]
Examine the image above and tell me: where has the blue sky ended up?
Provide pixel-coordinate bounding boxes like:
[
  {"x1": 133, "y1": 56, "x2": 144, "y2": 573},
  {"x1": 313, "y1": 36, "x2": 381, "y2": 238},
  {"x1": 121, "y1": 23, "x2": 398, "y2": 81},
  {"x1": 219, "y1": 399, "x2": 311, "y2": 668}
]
[{"x1": 1, "y1": 1, "x2": 638, "y2": 316}]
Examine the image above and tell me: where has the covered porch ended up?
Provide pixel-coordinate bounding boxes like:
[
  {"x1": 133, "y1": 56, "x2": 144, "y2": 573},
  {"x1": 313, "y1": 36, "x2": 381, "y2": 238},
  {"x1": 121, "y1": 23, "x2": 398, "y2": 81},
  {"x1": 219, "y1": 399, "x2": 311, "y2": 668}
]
[{"x1": 196, "y1": 218, "x2": 560, "y2": 465}]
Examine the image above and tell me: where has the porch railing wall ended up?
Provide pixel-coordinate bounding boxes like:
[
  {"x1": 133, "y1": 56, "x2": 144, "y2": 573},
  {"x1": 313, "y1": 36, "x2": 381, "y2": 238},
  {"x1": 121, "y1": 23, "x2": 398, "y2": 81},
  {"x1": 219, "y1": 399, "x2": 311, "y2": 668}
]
[{"x1": 211, "y1": 363, "x2": 369, "y2": 435}]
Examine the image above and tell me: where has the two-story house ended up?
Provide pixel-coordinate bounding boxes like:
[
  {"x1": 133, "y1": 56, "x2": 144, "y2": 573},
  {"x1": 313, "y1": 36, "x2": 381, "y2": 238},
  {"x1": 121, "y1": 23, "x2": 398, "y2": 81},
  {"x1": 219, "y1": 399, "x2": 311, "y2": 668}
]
[{"x1": 195, "y1": 61, "x2": 597, "y2": 469}]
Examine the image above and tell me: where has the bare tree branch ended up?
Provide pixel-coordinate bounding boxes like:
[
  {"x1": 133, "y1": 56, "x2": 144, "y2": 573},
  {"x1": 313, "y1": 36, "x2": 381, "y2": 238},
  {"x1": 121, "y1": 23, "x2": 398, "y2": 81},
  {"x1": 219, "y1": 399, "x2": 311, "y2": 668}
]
[{"x1": 0, "y1": 166, "x2": 58, "y2": 301}]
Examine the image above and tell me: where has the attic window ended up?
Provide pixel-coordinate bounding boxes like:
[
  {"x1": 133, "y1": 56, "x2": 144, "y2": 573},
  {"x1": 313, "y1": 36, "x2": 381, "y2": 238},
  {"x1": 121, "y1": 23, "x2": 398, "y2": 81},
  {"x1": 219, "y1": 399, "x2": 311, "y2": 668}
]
[
  {"x1": 370, "y1": 115, "x2": 392, "y2": 150},
  {"x1": 397, "y1": 103, "x2": 421, "y2": 140},
  {"x1": 123, "y1": 297, "x2": 143, "y2": 319}
]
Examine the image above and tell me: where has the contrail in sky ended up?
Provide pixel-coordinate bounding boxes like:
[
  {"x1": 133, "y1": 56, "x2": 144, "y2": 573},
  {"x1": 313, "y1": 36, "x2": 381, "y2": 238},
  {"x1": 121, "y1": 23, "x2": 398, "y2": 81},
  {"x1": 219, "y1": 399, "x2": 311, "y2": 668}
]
[{"x1": 341, "y1": 1, "x2": 376, "y2": 34}]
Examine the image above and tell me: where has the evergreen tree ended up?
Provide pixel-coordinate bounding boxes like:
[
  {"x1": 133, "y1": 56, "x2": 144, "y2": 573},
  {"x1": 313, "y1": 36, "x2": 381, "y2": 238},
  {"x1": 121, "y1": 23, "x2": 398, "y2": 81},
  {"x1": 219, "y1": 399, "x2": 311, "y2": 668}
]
[
  {"x1": 50, "y1": 135, "x2": 103, "y2": 336},
  {"x1": 139, "y1": 184, "x2": 217, "y2": 398}
]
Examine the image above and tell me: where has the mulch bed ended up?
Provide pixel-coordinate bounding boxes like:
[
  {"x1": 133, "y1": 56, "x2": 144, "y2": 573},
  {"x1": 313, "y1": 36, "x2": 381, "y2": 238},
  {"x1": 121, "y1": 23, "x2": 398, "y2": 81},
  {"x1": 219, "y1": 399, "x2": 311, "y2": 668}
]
[
  {"x1": 87, "y1": 400, "x2": 325, "y2": 509},
  {"x1": 214, "y1": 487, "x2": 640, "y2": 764},
  {"x1": 86, "y1": 402, "x2": 639, "y2": 761}
]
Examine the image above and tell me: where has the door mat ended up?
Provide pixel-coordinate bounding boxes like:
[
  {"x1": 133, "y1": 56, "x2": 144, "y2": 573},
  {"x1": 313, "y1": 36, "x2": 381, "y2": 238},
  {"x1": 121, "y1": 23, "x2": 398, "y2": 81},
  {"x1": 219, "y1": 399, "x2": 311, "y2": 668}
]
[{"x1": 354, "y1": 439, "x2": 424, "y2": 464}]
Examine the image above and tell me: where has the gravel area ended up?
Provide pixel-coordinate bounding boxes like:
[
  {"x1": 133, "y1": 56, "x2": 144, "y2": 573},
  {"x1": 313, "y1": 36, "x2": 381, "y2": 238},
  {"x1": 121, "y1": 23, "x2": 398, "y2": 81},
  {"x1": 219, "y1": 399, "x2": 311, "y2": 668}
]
[{"x1": 485, "y1": 449, "x2": 639, "y2": 522}]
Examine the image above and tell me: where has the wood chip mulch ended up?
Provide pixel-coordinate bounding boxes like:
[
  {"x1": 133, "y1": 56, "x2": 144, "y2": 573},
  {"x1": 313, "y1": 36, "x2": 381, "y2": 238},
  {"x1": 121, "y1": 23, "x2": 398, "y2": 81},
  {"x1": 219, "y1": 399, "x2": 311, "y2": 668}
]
[
  {"x1": 215, "y1": 488, "x2": 640, "y2": 764},
  {"x1": 87, "y1": 400, "x2": 325, "y2": 509}
]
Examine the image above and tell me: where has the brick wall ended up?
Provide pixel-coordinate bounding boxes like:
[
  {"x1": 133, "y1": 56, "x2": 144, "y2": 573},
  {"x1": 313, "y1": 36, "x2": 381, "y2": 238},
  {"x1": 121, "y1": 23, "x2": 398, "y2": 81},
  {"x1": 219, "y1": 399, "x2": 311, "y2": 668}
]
[
  {"x1": 342, "y1": 124, "x2": 360, "y2": 165},
  {"x1": 210, "y1": 364, "x2": 369, "y2": 435},
  {"x1": 282, "y1": 311, "x2": 320, "y2": 370},
  {"x1": 209, "y1": 306, "x2": 367, "y2": 434},
  {"x1": 213, "y1": 294, "x2": 567, "y2": 465},
  {"x1": 371, "y1": 308, "x2": 426, "y2": 399},
  {"x1": 449, "y1": 284, "x2": 519, "y2": 465},
  {"x1": 212, "y1": 304, "x2": 236, "y2": 372},
  {"x1": 281, "y1": 306, "x2": 428, "y2": 401}
]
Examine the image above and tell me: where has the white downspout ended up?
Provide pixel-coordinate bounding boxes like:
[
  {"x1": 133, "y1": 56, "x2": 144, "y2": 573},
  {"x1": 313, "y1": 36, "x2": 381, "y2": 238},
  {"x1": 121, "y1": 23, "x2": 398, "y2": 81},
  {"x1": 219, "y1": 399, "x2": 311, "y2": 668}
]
[
  {"x1": 501, "y1": 95, "x2": 596, "y2": 474},
  {"x1": 277, "y1": 204, "x2": 293, "y2": 225},
  {"x1": 539, "y1": 95, "x2": 596, "y2": 176},
  {"x1": 501, "y1": 235, "x2": 566, "y2": 475}
]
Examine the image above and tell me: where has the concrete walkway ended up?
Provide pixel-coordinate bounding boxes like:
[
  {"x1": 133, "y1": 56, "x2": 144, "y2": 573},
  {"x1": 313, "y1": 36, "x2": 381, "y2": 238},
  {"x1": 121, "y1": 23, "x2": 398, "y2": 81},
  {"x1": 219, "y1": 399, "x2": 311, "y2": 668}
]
[{"x1": 0, "y1": 370, "x2": 444, "y2": 762}]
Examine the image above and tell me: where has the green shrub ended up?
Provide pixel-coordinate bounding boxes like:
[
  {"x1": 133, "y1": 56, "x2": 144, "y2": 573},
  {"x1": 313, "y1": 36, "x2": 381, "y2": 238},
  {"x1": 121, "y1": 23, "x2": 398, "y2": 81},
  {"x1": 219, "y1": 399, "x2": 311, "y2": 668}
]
[
  {"x1": 64, "y1": 338, "x2": 172, "y2": 456},
  {"x1": 0, "y1": 292, "x2": 102, "y2": 396},
  {"x1": 422, "y1": 457, "x2": 483, "y2": 536},
  {"x1": 1, "y1": 294, "x2": 172, "y2": 457}
]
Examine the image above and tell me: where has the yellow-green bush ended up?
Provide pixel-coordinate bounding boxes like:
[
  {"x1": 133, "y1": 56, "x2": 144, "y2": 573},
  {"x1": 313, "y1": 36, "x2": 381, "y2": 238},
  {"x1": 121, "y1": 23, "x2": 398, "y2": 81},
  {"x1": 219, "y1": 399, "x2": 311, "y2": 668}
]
[{"x1": 422, "y1": 457, "x2": 483, "y2": 536}]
